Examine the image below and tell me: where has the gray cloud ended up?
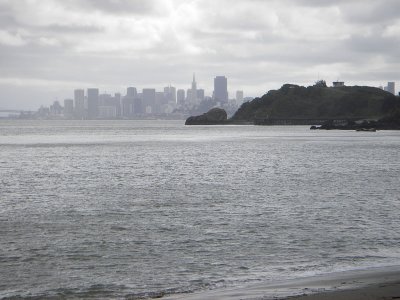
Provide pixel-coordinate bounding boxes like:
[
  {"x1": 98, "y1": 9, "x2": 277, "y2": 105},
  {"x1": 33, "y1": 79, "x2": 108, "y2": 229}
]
[
  {"x1": 0, "y1": 11, "x2": 17, "y2": 29},
  {"x1": 295, "y1": 0, "x2": 356, "y2": 7},
  {"x1": 346, "y1": 34, "x2": 400, "y2": 55},
  {"x1": 66, "y1": 0, "x2": 165, "y2": 15},
  {"x1": 43, "y1": 24, "x2": 104, "y2": 34},
  {"x1": 339, "y1": 0, "x2": 400, "y2": 24}
]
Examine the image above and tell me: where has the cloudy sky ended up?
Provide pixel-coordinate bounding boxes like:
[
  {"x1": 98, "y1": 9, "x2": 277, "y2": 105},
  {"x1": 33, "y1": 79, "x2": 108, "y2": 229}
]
[{"x1": 1, "y1": 0, "x2": 399, "y2": 109}]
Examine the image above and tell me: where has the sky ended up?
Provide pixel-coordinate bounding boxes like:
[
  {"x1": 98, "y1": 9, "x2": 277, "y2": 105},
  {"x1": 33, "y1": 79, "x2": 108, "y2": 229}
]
[{"x1": 0, "y1": 0, "x2": 399, "y2": 110}]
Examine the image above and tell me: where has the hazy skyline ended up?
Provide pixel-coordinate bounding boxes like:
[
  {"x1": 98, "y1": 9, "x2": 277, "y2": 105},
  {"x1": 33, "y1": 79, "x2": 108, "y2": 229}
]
[{"x1": 1, "y1": 0, "x2": 399, "y2": 109}]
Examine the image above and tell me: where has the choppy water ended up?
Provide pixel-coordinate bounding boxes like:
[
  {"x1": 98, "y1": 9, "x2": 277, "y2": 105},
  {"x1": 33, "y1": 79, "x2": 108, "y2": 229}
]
[{"x1": 1, "y1": 120, "x2": 400, "y2": 299}]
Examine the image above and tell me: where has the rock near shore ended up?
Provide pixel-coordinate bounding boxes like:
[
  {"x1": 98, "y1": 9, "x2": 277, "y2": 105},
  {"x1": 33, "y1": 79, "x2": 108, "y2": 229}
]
[{"x1": 185, "y1": 108, "x2": 228, "y2": 125}]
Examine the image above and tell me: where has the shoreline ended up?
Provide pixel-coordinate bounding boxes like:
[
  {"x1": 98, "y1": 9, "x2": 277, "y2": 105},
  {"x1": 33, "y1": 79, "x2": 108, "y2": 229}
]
[{"x1": 164, "y1": 265, "x2": 400, "y2": 300}]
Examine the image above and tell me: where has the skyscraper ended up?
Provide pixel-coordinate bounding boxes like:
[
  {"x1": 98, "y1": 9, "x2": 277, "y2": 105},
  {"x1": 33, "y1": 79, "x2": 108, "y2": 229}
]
[
  {"x1": 114, "y1": 93, "x2": 122, "y2": 117},
  {"x1": 236, "y1": 90, "x2": 244, "y2": 103},
  {"x1": 64, "y1": 99, "x2": 74, "y2": 117},
  {"x1": 213, "y1": 76, "x2": 228, "y2": 103},
  {"x1": 177, "y1": 89, "x2": 185, "y2": 105},
  {"x1": 133, "y1": 98, "x2": 143, "y2": 114},
  {"x1": 191, "y1": 73, "x2": 197, "y2": 104},
  {"x1": 87, "y1": 88, "x2": 99, "y2": 119},
  {"x1": 122, "y1": 96, "x2": 134, "y2": 117},
  {"x1": 98, "y1": 93, "x2": 117, "y2": 119},
  {"x1": 127, "y1": 87, "x2": 137, "y2": 98},
  {"x1": 164, "y1": 86, "x2": 177, "y2": 104},
  {"x1": 142, "y1": 88, "x2": 156, "y2": 114},
  {"x1": 196, "y1": 89, "x2": 204, "y2": 101},
  {"x1": 387, "y1": 82, "x2": 395, "y2": 95},
  {"x1": 74, "y1": 89, "x2": 85, "y2": 118},
  {"x1": 122, "y1": 87, "x2": 137, "y2": 117},
  {"x1": 156, "y1": 92, "x2": 165, "y2": 113}
]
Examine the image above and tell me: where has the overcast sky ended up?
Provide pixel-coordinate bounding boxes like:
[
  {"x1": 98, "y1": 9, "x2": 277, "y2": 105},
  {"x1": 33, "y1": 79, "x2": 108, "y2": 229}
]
[{"x1": 1, "y1": 0, "x2": 399, "y2": 109}]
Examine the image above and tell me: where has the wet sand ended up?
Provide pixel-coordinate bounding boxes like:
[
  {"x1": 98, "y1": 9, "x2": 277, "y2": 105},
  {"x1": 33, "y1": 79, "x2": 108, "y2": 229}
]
[
  {"x1": 165, "y1": 266, "x2": 400, "y2": 300},
  {"x1": 284, "y1": 281, "x2": 400, "y2": 300}
]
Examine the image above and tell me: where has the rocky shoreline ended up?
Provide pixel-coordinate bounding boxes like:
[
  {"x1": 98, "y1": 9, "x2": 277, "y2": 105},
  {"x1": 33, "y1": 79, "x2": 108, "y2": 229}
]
[
  {"x1": 186, "y1": 108, "x2": 400, "y2": 130},
  {"x1": 311, "y1": 113, "x2": 400, "y2": 131}
]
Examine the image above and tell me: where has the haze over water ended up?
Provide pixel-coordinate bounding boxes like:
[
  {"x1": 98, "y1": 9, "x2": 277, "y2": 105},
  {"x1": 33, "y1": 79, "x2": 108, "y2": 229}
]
[{"x1": 1, "y1": 120, "x2": 400, "y2": 299}]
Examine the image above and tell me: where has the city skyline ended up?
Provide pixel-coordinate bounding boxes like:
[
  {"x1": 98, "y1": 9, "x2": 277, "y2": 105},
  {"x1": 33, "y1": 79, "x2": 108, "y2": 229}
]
[
  {"x1": 2, "y1": 77, "x2": 398, "y2": 118},
  {"x1": 1, "y1": 71, "x2": 248, "y2": 110},
  {"x1": 1, "y1": 0, "x2": 400, "y2": 109},
  {"x1": 23, "y1": 74, "x2": 248, "y2": 119}
]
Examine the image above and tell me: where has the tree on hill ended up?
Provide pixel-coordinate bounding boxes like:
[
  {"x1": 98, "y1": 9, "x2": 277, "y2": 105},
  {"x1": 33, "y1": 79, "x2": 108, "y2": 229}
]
[{"x1": 314, "y1": 80, "x2": 327, "y2": 88}]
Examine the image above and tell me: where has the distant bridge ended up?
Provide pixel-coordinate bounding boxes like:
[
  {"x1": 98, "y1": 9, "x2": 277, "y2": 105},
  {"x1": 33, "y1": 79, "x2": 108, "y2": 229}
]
[
  {"x1": 0, "y1": 110, "x2": 34, "y2": 113},
  {"x1": 0, "y1": 110, "x2": 35, "y2": 118}
]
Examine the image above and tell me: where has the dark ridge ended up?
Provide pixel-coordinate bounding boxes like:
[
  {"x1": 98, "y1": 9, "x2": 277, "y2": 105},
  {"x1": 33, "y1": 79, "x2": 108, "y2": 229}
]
[{"x1": 231, "y1": 84, "x2": 399, "y2": 123}]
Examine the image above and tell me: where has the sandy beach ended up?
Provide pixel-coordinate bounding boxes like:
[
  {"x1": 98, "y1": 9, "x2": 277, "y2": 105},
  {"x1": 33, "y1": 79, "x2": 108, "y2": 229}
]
[
  {"x1": 165, "y1": 266, "x2": 400, "y2": 300},
  {"x1": 284, "y1": 281, "x2": 400, "y2": 300}
]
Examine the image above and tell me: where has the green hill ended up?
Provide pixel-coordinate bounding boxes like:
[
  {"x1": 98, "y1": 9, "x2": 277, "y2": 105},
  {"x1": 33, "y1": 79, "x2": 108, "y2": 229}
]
[{"x1": 231, "y1": 84, "x2": 399, "y2": 122}]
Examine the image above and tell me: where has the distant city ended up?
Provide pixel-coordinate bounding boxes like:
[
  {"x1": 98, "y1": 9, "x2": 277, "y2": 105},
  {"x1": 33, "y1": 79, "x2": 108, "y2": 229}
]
[
  {"x1": 3, "y1": 75, "x2": 254, "y2": 120},
  {"x1": 1, "y1": 78, "x2": 397, "y2": 120}
]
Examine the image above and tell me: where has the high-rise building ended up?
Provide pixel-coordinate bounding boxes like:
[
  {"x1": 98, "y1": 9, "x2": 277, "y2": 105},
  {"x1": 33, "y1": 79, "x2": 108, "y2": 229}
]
[
  {"x1": 133, "y1": 98, "x2": 143, "y2": 114},
  {"x1": 213, "y1": 76, "x2": 228, "y2": 103},
  {"x1": 99, "y1": 93, "x2": 112, "y2": 105},
  {"x1": 114, "y1": 93, "x2": 121, "y2": 117},
  {"x1": 156, "y1": 92, "x2": 165, "y2": 113},
  {"x1": 98, "y1": 93, "x2": 117, "y2": 119},
  {"x1": 190, "y1": 73, "x2": 197, "y2": 104},
  {"x1": 197, "y1": 89, "x2": 205, "y2": 101},
  {"x1": 236, "y1": 90, "x2": 244, "y2": 103},
  {"x1": 177, "y1": 89, "x2": 185, "y2": 105},
  {"x1": 87, "y1": 88, "x2": 99, "y2": 119},
  {"x1": 64, "y1": 99, "x2": 74, "y2": 117},
  {"x1": 142, "y1": 88, "x2": 156, "y2": 114},
  {"x1": 127, "y1": 87, "x2": 137, "y2": 98},
  {"x1": 74, "y1": 89, "x2": 85, "y2": 118},
  {"x1": 122, "y1": 96, "x2": 134, "y2": 117},
  {"x1": 122, "y1": 87, "x2": 137, "y2": 117},
  {"x1": 387, "y1": 82, "x2": 395, "y2": 95},
  {"x1": 186, "y1": 89, "x2": 193, "y2": 102},
  {"x1": 164, "y1": 86, "x2": 176, "y2": 104}
]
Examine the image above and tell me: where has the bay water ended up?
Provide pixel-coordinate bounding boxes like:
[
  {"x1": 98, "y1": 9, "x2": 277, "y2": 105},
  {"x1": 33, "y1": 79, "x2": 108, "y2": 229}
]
[{"x1": 1, "y1": 120, "x2": 399, "y2": 299}]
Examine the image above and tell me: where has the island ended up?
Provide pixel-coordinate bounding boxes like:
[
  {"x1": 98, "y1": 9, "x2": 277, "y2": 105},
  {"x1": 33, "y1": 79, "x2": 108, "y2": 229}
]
[
  {"x1": 185, "y1": 82, "x2": 400, "y2": 129},
  {"x1": 185, "y1": 107, "x2": 229, "y2": 125}
]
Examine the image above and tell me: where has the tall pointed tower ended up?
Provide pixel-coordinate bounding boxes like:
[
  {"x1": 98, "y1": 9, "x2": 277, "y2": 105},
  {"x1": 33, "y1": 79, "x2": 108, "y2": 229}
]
[{"x1": 191, "y1": 73, "x2": 197, "y2": 104}]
